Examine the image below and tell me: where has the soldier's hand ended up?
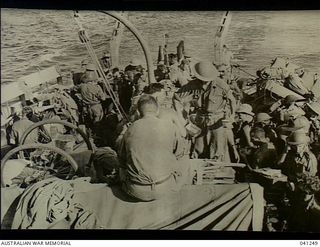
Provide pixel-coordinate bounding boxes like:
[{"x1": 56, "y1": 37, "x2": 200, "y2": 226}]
[{"x1": 233, "y1": 148, "x2": 240, "y2": 163}]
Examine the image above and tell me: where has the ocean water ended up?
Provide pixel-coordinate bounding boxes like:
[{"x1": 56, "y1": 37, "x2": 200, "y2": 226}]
[{"x1": 1, "y1": 9, "x2": 320, "y2": 85}]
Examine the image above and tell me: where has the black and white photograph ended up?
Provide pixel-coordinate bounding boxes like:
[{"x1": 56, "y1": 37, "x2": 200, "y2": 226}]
[{"x1": 1, "y1": 9, "x2": 320, "y2": 235}]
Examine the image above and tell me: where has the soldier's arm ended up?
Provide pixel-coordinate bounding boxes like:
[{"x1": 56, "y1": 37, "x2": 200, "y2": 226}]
[
  {"x1": 10, "y1": 126, "x2": 19, "y2": 145},
  {"x1": 277, "y1": 145, "x2": 290, "y2": 165},
  {"x1": 307, "y1": 152, "x2": 318, "y2": 176},
  {"x1": 226, "y1": 128, "x2": 240, "y2": 162},
  {"x1": 172, "y1": 93, "x2": 189, "y2": 127},
  {"x1": 168, "y1": 109, "x2": 187, "y2": 138},
  {"x1": 243, "y1": 125, "x2": 255, "y2": 148},
  {"x1": 97, "y1": 86, "x2": 107, "y2": 101}
]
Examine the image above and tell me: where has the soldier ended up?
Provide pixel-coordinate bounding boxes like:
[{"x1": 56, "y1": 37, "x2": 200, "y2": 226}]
[
  {"x1": 234, "y1": 104, "x2": 255, "y2": 164},
  {"x1": 119, "y1": 95, "x2": 191, "y2": 201},
  {"x1": 278, "y1": 131, "x2": 318, "y2": 231},
  {"x1": 79, "y1": 65, "x2": 106, "y2": 124},
  {"x1": 221, "y1": 44, "x2": 234, "y2": 68},
  {"x1": 10, "y1": 107, "x2": 39, "y2": 145},
  {"x1": 269, "y1": 94, "x2": 305, "y2": 123},
  {"x1": 23, "y1": 106, "x2": 40, "y2": 123},
  {"x1": 101, "y1": 52, "x2": 111, "y2": 71},
  {"x1": 279, "y1": 131, "x2": 317, "y2": 180},
  {"x1": 72, "y1": 59, "x2": 90, "y2": 86},
  {"x1": 174, "y1": 59, "x2": 193, "y2": 87},
  {"x1": 130, "y1": 83, "x2": 189, "y2": 159},
  {"x1": 305, "y1": 101, "x2": 320, "y2": 172},
  {"x1": 217, "y1": 64, "x2": 242, "y2": 106},
  {"x1": 154, "y1": 61, "x2": 169, "y2": 82},
  {"x1": 250, "y1": 127, "x2": 278, "y2": 169},
  {"x1": 305, "y1": 101, "x2": 320, "y2": 144},
  {"x1": 173, "y1": 60, "x2": 238, "y2": 161},
  {"x1": 254, "y1": 112, "x2": 278, "y2": 146}
]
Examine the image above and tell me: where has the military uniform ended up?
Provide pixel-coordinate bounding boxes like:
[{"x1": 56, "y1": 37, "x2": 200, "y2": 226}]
[
  {"x1": 174, "y1": 78, "x2": 235, "y2": 160},
  {"x1": 79, "y1": 82, "x2": 106, "y2": 123},
  {"x1": 281, "y1": 131, "x2": 318, "y2": 231},
  {"x1": 11, "y1": 118, "x2": 38, "y2": 145},
  {"x1": 119, "y1": 115, "x2": 190, "y2": 201},
  {"x1": 282, "y1": 150, "x2": 318, "y2": 179}
]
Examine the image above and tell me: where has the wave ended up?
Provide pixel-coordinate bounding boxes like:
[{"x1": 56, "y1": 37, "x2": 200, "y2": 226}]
[{"x1": 28, "y1": 50, "x2": 65, "y2": 67}]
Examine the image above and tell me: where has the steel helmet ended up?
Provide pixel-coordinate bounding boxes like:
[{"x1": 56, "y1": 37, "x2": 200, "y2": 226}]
[
  {"x1": 284, "y1": 95, "x2": 299, "y2": 105},
  {"x1": 192, "y1": 61, "x2": 219, "y2": 82},
  {"x1": 256, "y1": 112, "x2": 272, "y2": 123},
  {"x1": 81, "y1": 73, "x2": 98, "y2": 83},
  {"x1": 129, "y1": 58, "x2": 142, "y2": 67},
  {"x1": 236, "y1": 104, "x2": 254, "y2": 116}
]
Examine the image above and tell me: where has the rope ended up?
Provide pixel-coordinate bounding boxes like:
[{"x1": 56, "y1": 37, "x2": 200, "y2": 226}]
[
  {"x1": 232, "y1": 65, "x2": 258, "y2": 79},
  {"x1": 73, "y1": 11, "x2": 129, "y2": 123}
]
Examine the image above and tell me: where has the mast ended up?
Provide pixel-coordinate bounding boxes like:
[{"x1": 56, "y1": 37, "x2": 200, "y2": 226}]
[
  {"x1": 163, "y1": 33, "x2": 169, "y2": 67},
  {"x1": 109, "y1": 12, "x2": 127, "y2": 68},
  {"x1": 213, "y1": 11, "x2": 232, "y2": 65}
]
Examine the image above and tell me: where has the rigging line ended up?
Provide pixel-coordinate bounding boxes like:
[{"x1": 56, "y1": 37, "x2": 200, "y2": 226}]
[
  {"x1": 233, "y1": 65, "x2": 257, "y2": 79},
  {"x1": 86, "y1": 40, "x2": 128, "y2": 120},
  {"x1": 84, "y1": 38, "x2": 128, "y2": 117},
  {"x1": 73, "y1": 11, "x2": 129, "y2": 121},
  {"x1": 77, "y1": 16, "x2": 124, "y2": 110}
]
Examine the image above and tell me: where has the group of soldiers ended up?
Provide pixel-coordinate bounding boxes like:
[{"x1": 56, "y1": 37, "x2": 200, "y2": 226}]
[
  {"x1": 107, "y1": 55, "x2": 319, "y2": 231},
  {"x1": 3, "y1": 50, "x2": 320, "y2": 231}
]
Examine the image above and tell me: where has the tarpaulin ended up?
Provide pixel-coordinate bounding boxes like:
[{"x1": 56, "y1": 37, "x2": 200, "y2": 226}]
[
  {"x1": 73, "y1": 183, "x2": 264, "y2": 230},
  {"x1": 1, "y1": 178, "x2": 103, "y2": 229},
  {"x1": 2, "y1": 181, "x2": 264, "y2": 230}
]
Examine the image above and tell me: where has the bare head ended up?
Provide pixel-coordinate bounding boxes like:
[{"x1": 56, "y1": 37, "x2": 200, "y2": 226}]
[{"x1": 137, "y1": 95, "x2": 159, "y2": 118}]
